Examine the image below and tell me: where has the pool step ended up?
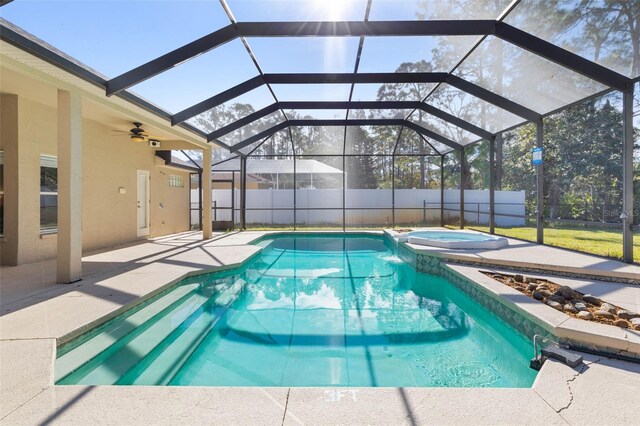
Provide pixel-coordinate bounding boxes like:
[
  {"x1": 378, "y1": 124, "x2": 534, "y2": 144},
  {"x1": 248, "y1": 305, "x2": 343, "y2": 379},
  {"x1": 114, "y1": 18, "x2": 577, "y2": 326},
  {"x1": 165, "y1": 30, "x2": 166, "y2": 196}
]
[
  {"x1": 119, "y1": 278, "x2": 246, "y2": 385},
  {"x1": 58, "y1": 286, "x2": 215, "y2": 385},
  {"x1": 56, "y1": 282, "x2": 201, "y2": 382}
]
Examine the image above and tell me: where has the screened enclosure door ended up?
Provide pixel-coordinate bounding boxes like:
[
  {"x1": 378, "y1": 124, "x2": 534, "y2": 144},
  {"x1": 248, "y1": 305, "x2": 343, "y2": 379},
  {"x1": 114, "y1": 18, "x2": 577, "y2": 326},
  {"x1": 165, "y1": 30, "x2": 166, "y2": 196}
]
[
  {"x1": 212, "y1": 180, "x2": 234, "y2": 223},
  {"x1": 137, "y1": 170, "x2": 150, "y2": 237}
]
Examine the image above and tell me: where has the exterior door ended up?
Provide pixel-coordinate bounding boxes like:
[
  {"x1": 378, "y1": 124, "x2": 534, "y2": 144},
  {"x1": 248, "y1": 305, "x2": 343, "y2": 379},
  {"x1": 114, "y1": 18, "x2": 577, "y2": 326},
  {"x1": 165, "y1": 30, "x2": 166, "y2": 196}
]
[
  {"x1": 212, "y1": 179, "x2": 234, "y2": 222},
  {"x1": 137, "y1": 170, "x2": 150, "y2": 237}
]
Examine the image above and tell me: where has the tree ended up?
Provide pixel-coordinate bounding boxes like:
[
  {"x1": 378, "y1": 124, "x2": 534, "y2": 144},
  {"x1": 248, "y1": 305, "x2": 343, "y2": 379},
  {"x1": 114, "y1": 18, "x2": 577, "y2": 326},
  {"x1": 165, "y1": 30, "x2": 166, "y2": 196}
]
[{"x1": 498, "y1": 94, "x2": 629, "y2": 223}]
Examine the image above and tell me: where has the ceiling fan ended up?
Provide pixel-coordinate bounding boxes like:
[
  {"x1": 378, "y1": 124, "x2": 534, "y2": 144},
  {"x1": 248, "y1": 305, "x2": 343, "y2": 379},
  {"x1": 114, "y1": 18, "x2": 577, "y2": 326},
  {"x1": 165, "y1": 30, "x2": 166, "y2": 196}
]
[
  {"x1": 111, "y1": 121, "x2": 150, "y2": 142},
  {"x1": 111, "y1": 122, "x2": 184, "y2": 145},
  {"x1": 128, "y1": 122, "x2": 148, "y2": 142},
  {"x1": 110, "y1": 121, "x2": 149, "y2": 142}
]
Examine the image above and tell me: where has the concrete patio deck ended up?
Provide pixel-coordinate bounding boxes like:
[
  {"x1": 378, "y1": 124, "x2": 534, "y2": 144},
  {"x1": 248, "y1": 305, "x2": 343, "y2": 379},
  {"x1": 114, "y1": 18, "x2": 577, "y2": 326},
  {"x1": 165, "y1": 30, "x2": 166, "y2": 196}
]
[
  {"x1": 0, "y1": 231, "x2": 264, "y2": 343},
  {"x1": 1, "y1": 231, "x2": 638, "y2": 425}
]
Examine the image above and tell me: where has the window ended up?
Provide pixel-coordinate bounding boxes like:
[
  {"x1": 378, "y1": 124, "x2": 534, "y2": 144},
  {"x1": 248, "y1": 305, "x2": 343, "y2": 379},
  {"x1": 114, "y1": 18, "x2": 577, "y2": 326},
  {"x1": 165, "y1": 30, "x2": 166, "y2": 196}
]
[
  {"x1": 0, "y1": 151, "x2": 4, "y2": 236},
  {"x1": 40, "y1": 155, "x2": 57, "y2": 233},
  {"x1": 169, "y1": 175, "x2": 184, "y2": 188}
]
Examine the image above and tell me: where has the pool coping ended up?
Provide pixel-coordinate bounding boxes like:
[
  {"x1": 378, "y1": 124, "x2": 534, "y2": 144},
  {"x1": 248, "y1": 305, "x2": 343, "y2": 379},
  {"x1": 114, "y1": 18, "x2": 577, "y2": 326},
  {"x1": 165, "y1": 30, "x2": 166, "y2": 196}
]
[{"x1": 1, "y1": 230, "x2": 639, "y2": 424}]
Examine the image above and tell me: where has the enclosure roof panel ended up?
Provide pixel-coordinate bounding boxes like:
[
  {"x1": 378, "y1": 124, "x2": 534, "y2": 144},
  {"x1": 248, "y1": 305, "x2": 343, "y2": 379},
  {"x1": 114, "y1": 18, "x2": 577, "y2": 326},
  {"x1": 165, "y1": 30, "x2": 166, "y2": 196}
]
[
  {"x1": 351, "y1": 82, "x2": 436, "y2": 101},
  {"x1": 271, "y1": 84, "x2": 353, "y2": 102},
  {"x1": 503, "y1": 0, "x2": 640, "y2": 79},
  {"x1": 424, "y1": 84, "x2": 525, "y2": 134},
  {"x1": 452, "y1": 35, "x2": 610, "y2": 116},
  {"x1": 408, "y1": 112, "x2": 478, "y2": 146},
  {"x1": 128, "y1": 39, "x2": 261, "y2": 114},
  {"x1": 227, "y1": 0, "x2": 369, "y2": 22},
  {"x1": 286, "y1": 109, "x2": 349, "y2": 120},
  {"x1": 218, "y1": 110, "x2": 287, "y2": 147},
  {"x1": 248, "y1": 37, "x2": 361, "y2": 73},
  {"x1": 291, "y1": 126, "x2": 346, "y2": 155},
  {"x1": 368, "y1": 0, "x2": 511, "y2": 21},
  {"x1": 345, "y1": 125, "x2": 400, "y2": 155},
  {"x1": 186, "y1": 86, "x2": 276, "y2": 134},
  {"x1": 216, "y1": 158, "x2": 343, "y2": 175},
  {"x1": 358, "y1": 35, "x2": 479, "y2": 73}
]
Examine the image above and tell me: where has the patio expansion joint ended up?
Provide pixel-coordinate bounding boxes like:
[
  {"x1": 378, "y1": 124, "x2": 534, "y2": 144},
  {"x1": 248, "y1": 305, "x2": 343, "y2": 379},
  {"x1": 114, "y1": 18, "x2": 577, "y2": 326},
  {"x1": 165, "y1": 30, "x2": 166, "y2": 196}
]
[
  {"x1": 0, "y1": 337, "x2": 57, "y2": 342},
  {"x1": 0, "y1": 385, "x2": 49, "y2": 422},
  {"x1": 281, "y1": 387, "x2": 291, "y2": 426}
]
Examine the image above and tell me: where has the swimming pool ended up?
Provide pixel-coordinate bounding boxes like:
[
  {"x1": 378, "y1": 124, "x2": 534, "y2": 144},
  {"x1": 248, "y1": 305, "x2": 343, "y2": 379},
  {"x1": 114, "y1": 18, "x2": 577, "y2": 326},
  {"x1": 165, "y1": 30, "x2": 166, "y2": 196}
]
[
  {"x1": 397, "y1": 230, "x2": 509, "y2": 249},
  {"x1": 56, "y1": 234, "x2": 535, "y2": 387}
]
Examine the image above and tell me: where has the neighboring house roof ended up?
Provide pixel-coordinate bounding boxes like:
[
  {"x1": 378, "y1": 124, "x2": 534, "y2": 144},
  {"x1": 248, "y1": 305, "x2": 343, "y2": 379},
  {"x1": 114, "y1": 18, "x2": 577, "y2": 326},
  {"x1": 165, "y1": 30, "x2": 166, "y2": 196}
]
[
  {"x1": 169, "y1": 155, "x2": 201, "y2": 170},
  {"x1": 212, "y1": 158, "x2": 343, "y2": 175}
]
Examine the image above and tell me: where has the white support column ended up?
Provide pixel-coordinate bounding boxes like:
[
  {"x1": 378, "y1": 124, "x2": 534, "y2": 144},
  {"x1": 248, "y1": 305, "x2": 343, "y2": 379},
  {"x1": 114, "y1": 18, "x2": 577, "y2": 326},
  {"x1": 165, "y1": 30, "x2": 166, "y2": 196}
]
[
  {"x1": 622, "y1": 87, "x2": 634, "y2": 263},
  {"x1": 535, "y1": 120, "x2": 544, "y2": 245},
  {"x1": 240, "y1": 156, "x2": 247, "y2": 230},
  {"x1": 202, "y1": 147, "x2": 212, "y2": 239},
  {"x1": 440, "y1": 155, "x2": 445, "y2": 227},
  {"x1": 489, "y1": 135, "x2": 496, "y2": 234},
  {"x1": 459, "y1": 147, "x2": 466, "y2": 229},
  {"x1": 57, "y1": 89, "x2": 82, "y2": 283},
  {"x1": 0, "y1": 94, "x2": 20, "y2": 266}
]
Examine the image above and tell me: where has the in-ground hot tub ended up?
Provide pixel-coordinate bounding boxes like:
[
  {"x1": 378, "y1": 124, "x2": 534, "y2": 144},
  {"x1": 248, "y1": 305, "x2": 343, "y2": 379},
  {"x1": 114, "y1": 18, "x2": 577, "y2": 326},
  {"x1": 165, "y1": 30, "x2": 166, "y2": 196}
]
[{"x1": 397, "y1": 230, "x2": 508, "y2": 249}]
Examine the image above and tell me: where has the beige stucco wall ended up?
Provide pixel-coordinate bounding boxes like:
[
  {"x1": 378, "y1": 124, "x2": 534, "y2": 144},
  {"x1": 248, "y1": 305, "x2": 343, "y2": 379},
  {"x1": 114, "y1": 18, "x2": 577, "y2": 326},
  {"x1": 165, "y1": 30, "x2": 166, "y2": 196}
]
[
  {"x1": 149, "y1": 158, "x2": 193, "y2": 239},
  {"x1": 0, "y1": 94, "x2": 192, "y2": 265},
  {"x1": 81, "y1": 118, "x2": 191, "y2": 252}
]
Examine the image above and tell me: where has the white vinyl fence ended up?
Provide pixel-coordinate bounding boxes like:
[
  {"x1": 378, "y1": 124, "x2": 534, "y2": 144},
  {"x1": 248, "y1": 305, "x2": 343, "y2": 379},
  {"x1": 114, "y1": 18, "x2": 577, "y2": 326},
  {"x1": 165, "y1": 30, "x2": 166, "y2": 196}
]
[{"x1": 191, "y1": 189, "x2": 526, "y2": 227}]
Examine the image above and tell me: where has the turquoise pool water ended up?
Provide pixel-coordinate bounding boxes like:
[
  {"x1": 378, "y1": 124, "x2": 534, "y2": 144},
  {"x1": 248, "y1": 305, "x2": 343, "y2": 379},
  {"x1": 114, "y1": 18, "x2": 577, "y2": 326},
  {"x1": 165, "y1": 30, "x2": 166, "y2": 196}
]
[
  {"x1": 56, "y1": 234, "x2": 536, "y2": 387},
  {"x1": 409, "y1": 231, "x2": 501, "y2": 242}
]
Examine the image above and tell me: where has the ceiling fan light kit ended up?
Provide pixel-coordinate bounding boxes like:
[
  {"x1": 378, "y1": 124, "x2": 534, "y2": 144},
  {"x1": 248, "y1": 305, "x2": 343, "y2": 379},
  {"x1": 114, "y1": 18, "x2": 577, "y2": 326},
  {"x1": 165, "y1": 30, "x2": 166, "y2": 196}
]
[
  {"x1": 114, "y1": 122, "x2": 178, "y2": 146},
  {"x1": 129, "y1": 121, "x2": 147, "y2": 142}
]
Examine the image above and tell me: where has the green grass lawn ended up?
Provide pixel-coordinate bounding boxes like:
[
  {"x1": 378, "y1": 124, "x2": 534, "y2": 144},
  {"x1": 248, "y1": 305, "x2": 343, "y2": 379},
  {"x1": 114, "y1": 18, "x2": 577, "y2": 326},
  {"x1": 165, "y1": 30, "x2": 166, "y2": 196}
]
[{"x1": 467, "y1": 224, "x2": 640, "y2": 264}]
